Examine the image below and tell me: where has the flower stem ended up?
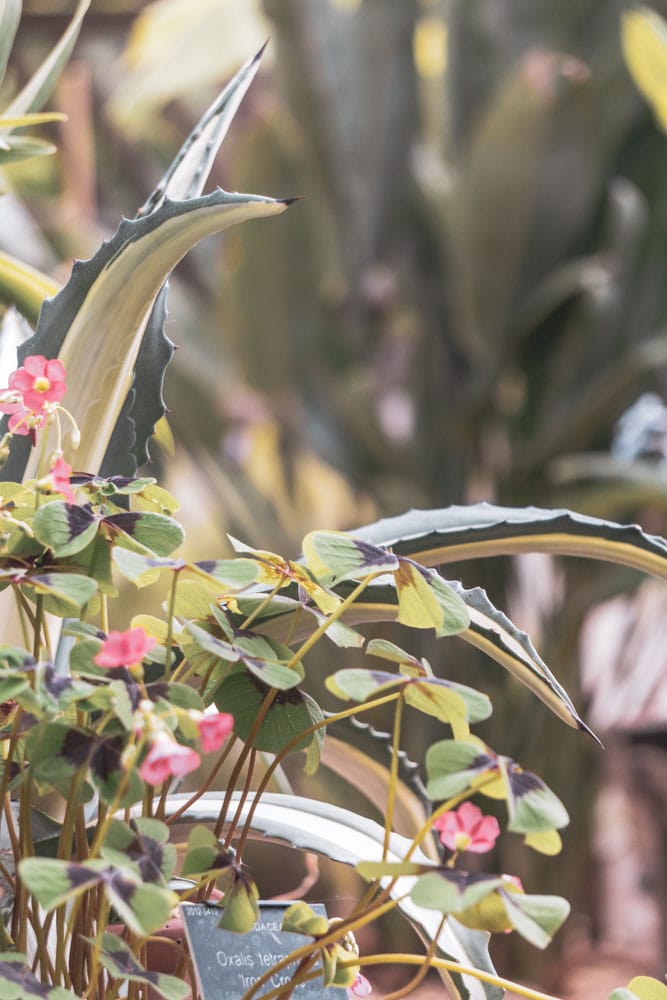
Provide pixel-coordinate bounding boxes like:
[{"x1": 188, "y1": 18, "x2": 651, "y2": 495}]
[
  {"x1": 380, "y1": 914, "x2": 445, "y2": 1000},
  {"x1": 165, "y1": 734, "x2": 238, "y2": 825},
  {"x1": 234, "y1": 691, "x2": 401, "y2": 856},
  {"x1": 163, "y1": 568, "x2": 181, "y2": 681},
  {"x1": 284, "y1": 573, "x2": 380, "y2": 671},
  {"x1": 383, "y1": 691, "x2": 404, "y2": 861},
  {"x1": 340, "y1": 954, "x2": 565, "y2": 1000}
]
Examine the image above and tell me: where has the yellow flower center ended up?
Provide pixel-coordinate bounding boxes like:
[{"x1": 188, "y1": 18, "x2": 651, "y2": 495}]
[
  {"x1": 33, "y1": 376, "x2": 50, "y2": 393},
  {"x1": 454, "y1": 831, "x2": 472, "y2": 851}
]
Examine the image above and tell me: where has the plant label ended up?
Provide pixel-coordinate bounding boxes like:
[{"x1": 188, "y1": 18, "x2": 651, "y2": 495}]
[{"x1": 181, "y1": 901, "x2": 349, "y2": 999}]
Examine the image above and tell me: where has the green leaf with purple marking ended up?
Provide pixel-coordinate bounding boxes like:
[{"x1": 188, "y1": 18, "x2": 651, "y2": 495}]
[
  {"x1": 217, "y1": 868, "x2": 260, "y2": 933},
  {"x1": 101, "y1": 818, "x2": 176, "y2": 886},
  {"x1": 103, "y1": 511, "x2": 184, "y2": 557},
  {"x1": 498, "y1": 890, "x2": 570, "y2": 949},
  {"x1": 181, "y1": 826, "x2": 236, "y2": 880},
  {"x1": 33, "y1": 501, "x2": 98, "y2": 557},
  {"x1": 411, "y1": 871, "x2": 506, "y2": 916},
  {"x1": 181, "y1": 620, "x2": 240, "y2": 663},
  {"x1": 95, "y1": 935, "x2": 190, "y2": 1000},
  {"x1": 325, "y1": 668, "x2": 404, "y2": 703},
  {"x1": 192, "y1": 558, "x2": 260, "y2": 591},
  {"x1": 215, "y1": 670, "x2": 323, "y2": 766},
  {"x1": 229, "y1": 630, "x2": 304, "y2": 690},
  {"x1": 302, "y1": 530, "x2": 399, "y2": 585},
  {"x1": 19, "y1": 858, "x2": 107, "y2": 911},
  {"x1": 24, "y1": 722, "x2": 96, "y2": 785},
  {"x1": 366, "y1": 638, "x2": 425, "y2": 670},
  {"x1": 112, "y1": 548, "x2": 186, "y2": 587},
  {"x1": 503, "y1": 763, "x2": 569, "y2": 834},
  {"x1": 425, "y1": 740, "x2": 501, "y2": 801},
  {"x1": 21, "y1": 572, "x2": 97, "y2": 616},
  {"x1": 0, "y1": 953, "x2": 76, "y2": 999},
  {"x1": 394, "y1": 558, "x2": 448, "y2": 630},
  {"x1": 105, "y1": 869, "x2": 177, "y2": 937}
]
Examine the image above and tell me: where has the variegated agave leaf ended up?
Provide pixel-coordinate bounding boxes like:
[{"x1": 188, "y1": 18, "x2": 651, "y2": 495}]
[
  {"x1": 0, "y1": 1, "x2": 22, "y2": 91},
  {"x1": 256, "y1": 574, "x2": 591, "y2": 734},
  {"x1": 1, "y1": 189, "x2": 289, "y2": 482},
  {"x1": 446, "y1": 578, "x2": 594, "y2": 736},
  {"x1": 0, "y1": 0, "x2": 89, "y2": 166},
  {"x1": 137, "y1": 44, "x2": 266, "y2": 216},
  {"x1": 352, "y1": 503, "x2": 667, "y2": 580},
  {"x1": 2, "y1": 0, "x2": 89, "y2": 121},
  {"x1": 104, "y1": 45, "x2": 268, "y2": 474},
  {"x1": 1, "y1": 45, "x2": 282, "y2": 481},
  {"x1": 159, "y1": 791, "x2": 502, "y2": 1000},
  {"x1": 320, "y1": 734, "x2": 437, "y2": 855},
  {"x1": 318, "y1": 501, "x2": 667, "y2": 731}
]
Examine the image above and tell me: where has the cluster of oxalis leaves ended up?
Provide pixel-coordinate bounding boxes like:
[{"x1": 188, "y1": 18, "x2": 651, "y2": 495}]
[{"x1": 0, "y1": 462, "x2": 571, "y2": 987}]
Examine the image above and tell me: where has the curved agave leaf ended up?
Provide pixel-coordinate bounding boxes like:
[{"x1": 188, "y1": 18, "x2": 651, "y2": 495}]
[
  {"x1": 0, "y1": 252, "x2": 61, "y2": 324},
  {"x1": 0, "y1": 0, "x2": 21, "y2": 91},
  {"x1": 622, "y1": 6, "x2": 667, "y2": 132},
  {"x1": 104, "y1": 46, "x2": 269, "y2": 475},
  {"x1": 445, "y1": 579, "x2": 594, "y2": 736},
  {"x1": 1, "y1": 189, "x2": 289, "y2": 482},
  {"x1": 320, "y1": 735, "x2": 437, "y2": 855},
  {"x1": 2, "y1": 0, "x2": 90, "y2": 120},
  {"x1": 159, "y1": 791, "x2": 502, "y2": 1000},
  {"x1": 1, "y1": 47, "x2": 275, "y2": 478},
  {"x1": 137, "y1": 44, "x2": 266, "y2": 216},
  {"x1": 257, "y1": 575, "x2": 591, "y2": 733},
  {"x1": 352, "y1": 503, "x2": 667, "y2": 581},
  {"x1": 100, "y1": 284, "x2": 172, "y2": 476}
]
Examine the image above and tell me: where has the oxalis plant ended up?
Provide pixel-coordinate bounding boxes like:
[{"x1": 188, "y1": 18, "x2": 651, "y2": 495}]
[{"x1": 0, "y1": 10, "x2": 666, "y2": 1000}]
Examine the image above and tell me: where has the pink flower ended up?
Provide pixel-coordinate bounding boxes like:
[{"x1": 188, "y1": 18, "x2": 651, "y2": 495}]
[
  {"x1": 7, "y1": 356, "x2": 66, "y2": 412},
  {"x1": 140, "y1": 733, "x2": 201, "y2": 785},
  {"x1": 94, "y1": 627, "x2": 157, "y2": 668},
  {"x1": 47, "y1": 456, "x2": 75, "y2": 504},
  {"x1": 348, "y1": 974, "x2": 373, "y2": 997},
  {"x1": 198, "y1": 712, "x2": 234, "y2": 753},
  {"x1": 433, "y1": 801, "x2": 500, "y2": 854}
]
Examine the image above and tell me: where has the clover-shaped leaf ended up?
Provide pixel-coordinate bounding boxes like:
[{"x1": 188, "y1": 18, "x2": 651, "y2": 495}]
[{"x1": 95, "y1": 934, "x2": 190, "y2": 1000}]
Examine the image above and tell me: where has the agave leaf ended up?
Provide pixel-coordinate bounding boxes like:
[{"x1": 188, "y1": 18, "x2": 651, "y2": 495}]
[
  {"x1": 445, "y1": 578, "x2": 591, "y2": 735},
  {"x1": 622, "y1": 6, "x2": 667, "y2": 132},
  {"x1": 3, "y1": 0, "x2": 90, "y2": 119},
  {"x1": 352, "y1": 503, "x2": 667, "y2": 581},
  {"x1": 138, "y1": 44, "x2": 267, "y2": 215},
  {"x1": 0, "y1": 135, "x2": 56, "y2": 164},
  {"x1": 100, "y1": 284, "x2": 173, "y2": 476},
  {"x1": 159, "y1": 791, "x2": 502, "y2": 1000},
  {"x1": 320, "y1": 735, "x2": 436, "y2": 854},
  {"x1": 257, "y1": 575, "x2": 590, "y2": 733},
  {"x1": 104, "y1": 48, "x2": 269, "y2": 475},
  {"x1": 0, "y1": 0, "x2": 21, "y2": 92},
  {"x1": 111, "y1": 49, "x2": 269, "y2": 469},
  {"x1": 0, "y1": 251, "x2": 61, "y2": 323},
  {"x1": 1, "y1": 190, "x2": 289, "y2": 482}
]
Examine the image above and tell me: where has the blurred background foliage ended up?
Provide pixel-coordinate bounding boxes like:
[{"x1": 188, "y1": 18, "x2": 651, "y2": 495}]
[{"x1": 2, "y1": 0, "x2": 667, "y2": 991}]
